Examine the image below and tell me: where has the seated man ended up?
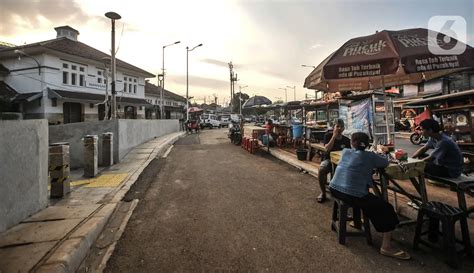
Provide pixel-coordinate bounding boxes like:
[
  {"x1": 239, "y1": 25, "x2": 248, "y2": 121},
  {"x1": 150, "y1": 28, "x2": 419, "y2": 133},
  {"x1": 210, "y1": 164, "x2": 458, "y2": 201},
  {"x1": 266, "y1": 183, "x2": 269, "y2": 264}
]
[
  {"x1": 265, "y1": 119, "x2": 277, "y2": 146},
  {"x1": 412, "y1": 119, "x2": 463, "y2": 178},
  {"x1": 317, "y1": 119, "x2": 350, "y2": 203}
]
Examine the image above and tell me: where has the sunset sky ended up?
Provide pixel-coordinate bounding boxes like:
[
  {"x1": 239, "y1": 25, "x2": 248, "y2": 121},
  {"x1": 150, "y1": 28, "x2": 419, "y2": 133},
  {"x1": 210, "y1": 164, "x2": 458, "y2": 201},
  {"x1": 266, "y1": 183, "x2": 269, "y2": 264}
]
[{"x1": 0, "y1": 0, "x2": 472, "y2": 105}]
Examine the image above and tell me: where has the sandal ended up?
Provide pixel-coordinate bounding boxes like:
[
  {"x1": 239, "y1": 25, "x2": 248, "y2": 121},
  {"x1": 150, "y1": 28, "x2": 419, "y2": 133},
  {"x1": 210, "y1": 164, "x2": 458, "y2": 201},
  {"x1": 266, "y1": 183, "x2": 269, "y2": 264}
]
[
  {"x1": 316, "y1": 194, "x2": 327, "y2": 203},
  {"x1": 379, "y1": 248, "x2": 411, "y2": 260}
]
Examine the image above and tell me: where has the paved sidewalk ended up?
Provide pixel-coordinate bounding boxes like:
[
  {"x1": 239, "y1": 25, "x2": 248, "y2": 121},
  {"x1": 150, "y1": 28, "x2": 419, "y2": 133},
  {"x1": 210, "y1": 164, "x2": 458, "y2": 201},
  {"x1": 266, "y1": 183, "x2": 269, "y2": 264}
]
[{"x1": 0, "y1": 131, "x2": 184, "y2": 273}]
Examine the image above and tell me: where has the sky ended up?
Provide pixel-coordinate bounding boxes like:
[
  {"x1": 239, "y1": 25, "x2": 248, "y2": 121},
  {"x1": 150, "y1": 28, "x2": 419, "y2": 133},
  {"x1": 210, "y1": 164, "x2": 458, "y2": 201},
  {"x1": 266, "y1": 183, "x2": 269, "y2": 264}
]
[{"x1": 0, "y1": 0, "x2": 473, "y2": 105}]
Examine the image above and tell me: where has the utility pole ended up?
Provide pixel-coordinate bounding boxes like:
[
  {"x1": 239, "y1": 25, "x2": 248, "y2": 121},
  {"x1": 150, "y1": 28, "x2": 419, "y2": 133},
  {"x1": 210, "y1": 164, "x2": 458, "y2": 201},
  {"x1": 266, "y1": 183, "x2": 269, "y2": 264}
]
[
  {"x1": 228, "y1": 62, "x2": 234, "y2": 113},
  {"x1": 105, "y1": 12, "x2": 121, "y2": 119}
]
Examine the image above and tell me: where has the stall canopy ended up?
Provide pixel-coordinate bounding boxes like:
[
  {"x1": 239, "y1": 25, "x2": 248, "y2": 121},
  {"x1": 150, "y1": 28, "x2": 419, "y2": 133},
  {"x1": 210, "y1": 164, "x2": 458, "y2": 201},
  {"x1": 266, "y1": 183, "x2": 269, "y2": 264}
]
[
  {"x1": 304, "y1": 28, "x2": 474, "y2": 92},
  {"x1": 187, "y1": 107, "x2": 203, "y2": 113},
  {"x1": 242, "y1": 95, "x2": 272, "y2": 109},
  {"x1": 303, "y1": 28, "x2": 474, "y2": 143}
]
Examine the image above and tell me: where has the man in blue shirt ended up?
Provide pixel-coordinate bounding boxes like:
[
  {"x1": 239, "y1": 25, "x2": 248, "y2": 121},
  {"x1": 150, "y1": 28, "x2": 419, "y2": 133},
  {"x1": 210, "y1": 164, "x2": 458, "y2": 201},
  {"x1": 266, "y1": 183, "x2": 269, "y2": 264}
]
[{"x1": 412, "y1": 119, "x2": 463, "y2": 178}]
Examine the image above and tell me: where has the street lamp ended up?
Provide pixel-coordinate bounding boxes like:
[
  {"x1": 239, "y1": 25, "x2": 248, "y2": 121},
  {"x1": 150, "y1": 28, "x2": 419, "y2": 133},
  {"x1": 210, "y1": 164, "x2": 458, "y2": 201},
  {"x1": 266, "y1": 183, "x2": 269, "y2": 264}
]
[
  {"x1": 301, "y1": 64, "x2": 316, "y2": 69},
  {"x1": 105, "y1": 11, "x2": 121, "y2": 119},
  {"x1": 278, "y1": 87, "x2": 288, "y2": 103},
  {"x1": 239, "y1": 85, "x2": 248, "y2": 115},
  {"x1": 186, "y1": 43, "x2": 203, "y2": 121},
  {"x1": 161, "y1": 40, "x2": 180, "y2": 119},
  {"x1": 286, "y1": 85, "x2": 296, "y2": 101},
  {"x1": 14, "y1": 49, "x2": 41, "y2": 75}
]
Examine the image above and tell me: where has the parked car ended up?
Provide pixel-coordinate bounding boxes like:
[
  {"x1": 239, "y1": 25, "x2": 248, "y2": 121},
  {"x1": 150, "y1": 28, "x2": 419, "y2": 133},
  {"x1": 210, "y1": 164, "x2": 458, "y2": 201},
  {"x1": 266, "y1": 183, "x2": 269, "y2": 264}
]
[
  {"x1": 200, "y1": 114, "x2": 221, "y2": 129},
  {"x1": 219, "y1": 114, "x2": 231, "y2": 127},
  {"x1": 244, "y1": 116, "x2": 253, "y2": 123},
  {"x1": 230, "y1": 114, "x2": 243, "y2": 123}
]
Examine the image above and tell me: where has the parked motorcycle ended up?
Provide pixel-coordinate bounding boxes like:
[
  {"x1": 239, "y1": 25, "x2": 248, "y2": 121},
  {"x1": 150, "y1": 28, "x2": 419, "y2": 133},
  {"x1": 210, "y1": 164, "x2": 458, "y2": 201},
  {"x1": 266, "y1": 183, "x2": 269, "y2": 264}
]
[
  {"x1": 228, "y1": 121, "x2": 242, "y2": 145},
  {"x1": 410, "y1": 125, "x2": 428, "y2": 145}
]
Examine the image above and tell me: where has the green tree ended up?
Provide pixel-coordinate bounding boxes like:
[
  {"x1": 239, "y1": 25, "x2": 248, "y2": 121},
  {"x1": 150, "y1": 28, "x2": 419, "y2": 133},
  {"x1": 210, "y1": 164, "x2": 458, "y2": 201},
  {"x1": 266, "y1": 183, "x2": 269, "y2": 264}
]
[{"x1": 232, "y1": 92, "x2": 249, "y2": 113}]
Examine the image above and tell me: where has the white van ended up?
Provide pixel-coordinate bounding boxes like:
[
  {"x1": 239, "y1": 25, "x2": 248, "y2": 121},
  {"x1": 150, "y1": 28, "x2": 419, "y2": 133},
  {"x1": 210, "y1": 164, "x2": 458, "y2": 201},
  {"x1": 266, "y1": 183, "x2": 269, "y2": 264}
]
[{"x1": 200, "y1": 114, "x2": 221, "y2": 129}]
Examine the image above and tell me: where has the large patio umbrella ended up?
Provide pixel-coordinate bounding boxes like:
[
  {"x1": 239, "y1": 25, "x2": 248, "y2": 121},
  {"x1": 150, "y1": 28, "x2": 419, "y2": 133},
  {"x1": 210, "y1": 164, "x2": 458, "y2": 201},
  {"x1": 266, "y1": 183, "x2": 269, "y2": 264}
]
[
  {"x1": 303, "y1": 28, "x2": 474, "y2": 142},
  {"x1": 187, "y1": 107, "x2": 203, "y2": 113},
  {"x1": 242, "y1": 95, "x2": 272, "y2": 109}
]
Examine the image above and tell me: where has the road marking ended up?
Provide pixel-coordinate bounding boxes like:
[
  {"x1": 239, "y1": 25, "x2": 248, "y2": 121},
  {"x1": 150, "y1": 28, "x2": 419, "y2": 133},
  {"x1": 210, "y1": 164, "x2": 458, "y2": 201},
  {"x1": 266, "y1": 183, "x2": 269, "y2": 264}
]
[{"x1": 67, "y1": 173, "x2": 129, "y2": 188}]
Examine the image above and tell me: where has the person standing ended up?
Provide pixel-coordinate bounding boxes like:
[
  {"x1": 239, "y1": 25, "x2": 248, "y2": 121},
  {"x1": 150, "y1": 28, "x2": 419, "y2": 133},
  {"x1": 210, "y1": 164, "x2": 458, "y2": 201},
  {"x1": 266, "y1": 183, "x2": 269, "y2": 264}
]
[{"x1": 317, "y1": 119, "x2": 351, "y2": 203}]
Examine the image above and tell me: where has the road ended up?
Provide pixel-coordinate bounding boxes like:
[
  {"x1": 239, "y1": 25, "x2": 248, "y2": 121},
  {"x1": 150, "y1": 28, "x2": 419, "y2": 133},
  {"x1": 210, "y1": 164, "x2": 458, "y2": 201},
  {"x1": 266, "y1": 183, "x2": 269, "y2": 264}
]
[{"x1": 105, "y1": 129, "x2": 472, "y2": 272}]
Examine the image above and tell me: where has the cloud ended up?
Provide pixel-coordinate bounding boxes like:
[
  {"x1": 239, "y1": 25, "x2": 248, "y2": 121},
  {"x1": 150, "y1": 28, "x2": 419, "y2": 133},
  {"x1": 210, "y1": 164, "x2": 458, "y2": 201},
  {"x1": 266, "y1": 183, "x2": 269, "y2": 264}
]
[
  {"x1": 309, "y1": 43, "x2": 322, "y2": 50},
  {"x1": 0, "y1": 0, "x2": 91, "y2": 35},
  {"x1": 200, "y1": 58, "x2": 231, "y2": 68},
  {"x1": 167, "y1": 74, "x2": 230, "y2": 90}
]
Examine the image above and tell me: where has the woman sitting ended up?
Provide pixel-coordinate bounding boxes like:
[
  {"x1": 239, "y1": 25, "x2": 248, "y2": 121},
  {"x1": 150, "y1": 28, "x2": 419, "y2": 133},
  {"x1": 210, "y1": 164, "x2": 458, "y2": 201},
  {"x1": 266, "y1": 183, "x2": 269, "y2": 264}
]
[
  {"x1": 265, "y1": 119, "x2": 277, "y2": 146},
  {"x1": 329, "y1": 132, "x2": 410, "y2": 260}
]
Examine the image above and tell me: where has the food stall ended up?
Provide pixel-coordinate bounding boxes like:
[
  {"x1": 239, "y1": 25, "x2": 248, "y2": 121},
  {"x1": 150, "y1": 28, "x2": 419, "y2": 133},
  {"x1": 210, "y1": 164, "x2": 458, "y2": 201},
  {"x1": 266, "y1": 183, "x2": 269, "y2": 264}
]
[
  {"x1": 405, "y1": 90, "x2": 474, "y2": 152},
  {"x1": 302, "y1": 99, "x2": 339, "y2": 143}
]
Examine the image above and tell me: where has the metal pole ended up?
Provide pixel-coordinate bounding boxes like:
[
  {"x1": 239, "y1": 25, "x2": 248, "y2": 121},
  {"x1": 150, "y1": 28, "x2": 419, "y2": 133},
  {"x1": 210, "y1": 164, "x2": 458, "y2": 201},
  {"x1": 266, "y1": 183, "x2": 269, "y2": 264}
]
[
  {"x1": 161, "y1": 46, "x2": 165, "y2": 119},
  {"x1": 111, "y1": 19, "x2": 117, "y2": 119},
  {"x1": 239, "y1": 86, "x2": 242, "y2": 115},
  {"x1": 186, "y1": 47, "x2": 189, "y2": 121},
  {"x1": 381, "y1": 75, "x2": 392, "y2": 144}
]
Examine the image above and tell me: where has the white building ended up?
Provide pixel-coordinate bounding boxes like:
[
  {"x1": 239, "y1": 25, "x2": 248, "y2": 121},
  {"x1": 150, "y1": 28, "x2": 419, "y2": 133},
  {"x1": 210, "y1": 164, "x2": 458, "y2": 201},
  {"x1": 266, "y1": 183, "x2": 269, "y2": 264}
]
[
  {"x1": 144, "y1": 81, "x2": 186, "y2": 120},
  {"x1": 0, "y1": 26, "x2": 154, "y2": 124}
]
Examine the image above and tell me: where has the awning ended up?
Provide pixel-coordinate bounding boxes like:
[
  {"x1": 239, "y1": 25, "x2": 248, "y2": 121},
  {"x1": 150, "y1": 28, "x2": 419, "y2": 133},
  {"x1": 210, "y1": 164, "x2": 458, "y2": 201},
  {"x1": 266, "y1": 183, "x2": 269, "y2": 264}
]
[
  {"x1": 0, "y1": 81, "x2": 42, "y2": 102},
  {"x1": 49, "y1": 89, "x2": 151, "y2": 105},
  {"x1": 405, "y1": 90, "x2": 474, "y2": 106}
]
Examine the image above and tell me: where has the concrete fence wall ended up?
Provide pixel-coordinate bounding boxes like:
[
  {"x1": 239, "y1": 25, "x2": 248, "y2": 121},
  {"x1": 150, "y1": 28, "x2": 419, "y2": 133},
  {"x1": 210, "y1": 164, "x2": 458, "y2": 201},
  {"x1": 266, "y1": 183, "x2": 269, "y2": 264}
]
[
  {"x1": 49, "y1": 120, "x2": 119, "y2": 169},
  {"x1": 49, "y1": 119, "x2": 180, "y2": 169},
  {"x1": 117, "y1": 119, "x2": 179, "y2": 159},
  {"x1": 0, "y1": 120, "x2": 48, "y2": 232}
]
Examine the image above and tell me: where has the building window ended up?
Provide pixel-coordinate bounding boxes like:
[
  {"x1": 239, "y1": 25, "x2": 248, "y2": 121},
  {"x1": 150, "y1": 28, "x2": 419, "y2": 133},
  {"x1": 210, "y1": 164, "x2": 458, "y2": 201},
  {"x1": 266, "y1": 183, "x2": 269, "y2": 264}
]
[
  {"x1": 51, "y1": 98, "x2": 57, "y2": 107},
  {"x1": 98, "y1": 77, "x2": 102, "y2": 84},
  {"x1": 129, "y1": 84, "x2": 133, "y2": 93},
  {"x1": 62, "y1": 61, "x2": 86, "y2": 86},
  {"x1": 124, "y1": 83, "x2": 127, "y2": 92},
  {"x1": 62, "y1": 71, "x2": 68, "y2": 84},
  {"x1": 133, "y1": 84, "x2": 136, "y2": 93}
]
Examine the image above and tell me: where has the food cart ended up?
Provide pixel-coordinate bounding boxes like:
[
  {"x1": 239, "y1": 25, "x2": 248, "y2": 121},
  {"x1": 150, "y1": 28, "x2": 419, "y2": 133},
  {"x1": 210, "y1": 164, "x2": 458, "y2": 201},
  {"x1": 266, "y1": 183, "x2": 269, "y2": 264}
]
[
  {"x1": 302, "y1": 99, "x2": 339, "y2": 143},
  {"x1": 405, "y1": 90, "x2": 474, "y2": 153},
  {"x1": 338, "y1": 90, "x2": 395, "y2": 145}
]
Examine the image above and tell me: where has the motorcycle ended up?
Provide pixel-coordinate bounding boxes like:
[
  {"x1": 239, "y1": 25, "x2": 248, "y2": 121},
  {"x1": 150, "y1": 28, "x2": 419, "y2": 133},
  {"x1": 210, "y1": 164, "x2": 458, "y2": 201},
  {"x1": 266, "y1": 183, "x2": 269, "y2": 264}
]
[
  {"x1": 395, "y1": 118, "x2": 411, "y2": 132},
  {"x1": 409, "y1": 125, "x2": 428, "y2": 145},
  {"x1": 228, "y1": 121, "x2": 242, "y2": 145}
]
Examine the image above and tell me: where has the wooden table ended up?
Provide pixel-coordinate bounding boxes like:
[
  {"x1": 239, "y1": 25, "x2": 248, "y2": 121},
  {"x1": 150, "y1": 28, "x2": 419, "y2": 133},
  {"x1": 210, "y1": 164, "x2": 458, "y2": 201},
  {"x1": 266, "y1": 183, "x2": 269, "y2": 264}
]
[
  {"x1": 330, "y1": 151, "x2": 428, "y2": 206},
  {"x1": 243, "y1": 125, "x2": 266, "y2": 139}
]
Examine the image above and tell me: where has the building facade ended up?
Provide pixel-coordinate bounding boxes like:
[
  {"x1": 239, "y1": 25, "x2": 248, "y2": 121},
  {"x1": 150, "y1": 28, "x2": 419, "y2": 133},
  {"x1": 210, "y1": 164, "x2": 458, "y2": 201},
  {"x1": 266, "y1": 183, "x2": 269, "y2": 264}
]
[
  {"x1": 0, "y1": 26, "x2": 154, "y2": 124},
  {"x1": 144, "y1": 81, "x2": 186, "y2": 120}
]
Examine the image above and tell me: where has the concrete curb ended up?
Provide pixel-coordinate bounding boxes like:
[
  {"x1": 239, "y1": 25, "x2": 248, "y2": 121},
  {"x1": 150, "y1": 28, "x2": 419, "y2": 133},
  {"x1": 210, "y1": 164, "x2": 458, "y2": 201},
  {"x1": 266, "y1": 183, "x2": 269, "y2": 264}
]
[
  {"x1": 110, "y1": 132, "x2": 185, "y2": 203},
  {"x1": 34, "y1": 131, "x2": 185, "y2": 273},
  {"x1": 35, "y1": 204, "x2": 116, "y2": 273}
]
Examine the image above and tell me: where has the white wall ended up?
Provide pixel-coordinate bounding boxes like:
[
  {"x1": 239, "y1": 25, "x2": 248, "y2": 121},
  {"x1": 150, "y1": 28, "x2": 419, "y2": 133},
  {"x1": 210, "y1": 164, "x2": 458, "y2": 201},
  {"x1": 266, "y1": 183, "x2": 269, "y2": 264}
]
[{"x1": 0, "y1": 120, "x2": 48, "y2": 232}]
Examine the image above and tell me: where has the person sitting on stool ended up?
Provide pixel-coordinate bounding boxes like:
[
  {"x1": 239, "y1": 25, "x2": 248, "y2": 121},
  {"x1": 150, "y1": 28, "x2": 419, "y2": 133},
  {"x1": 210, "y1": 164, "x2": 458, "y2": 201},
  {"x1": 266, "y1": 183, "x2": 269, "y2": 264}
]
[
  {"x1": 317, "y1": 119, "x2": 350, "y2": 203},
  {"x1": 330, "y1": 132, "x2": 410, "y2": 260},
  {"x1": 412, "y1": 119, "x2": 463, "y2": 178}
]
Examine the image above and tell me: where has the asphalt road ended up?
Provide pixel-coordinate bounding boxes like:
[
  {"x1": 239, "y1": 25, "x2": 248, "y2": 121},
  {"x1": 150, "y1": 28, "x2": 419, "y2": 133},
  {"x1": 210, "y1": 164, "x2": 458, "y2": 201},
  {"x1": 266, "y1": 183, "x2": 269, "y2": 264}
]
[{"x1": 105, "y1": 129, "x2": 473, "y2": 273}]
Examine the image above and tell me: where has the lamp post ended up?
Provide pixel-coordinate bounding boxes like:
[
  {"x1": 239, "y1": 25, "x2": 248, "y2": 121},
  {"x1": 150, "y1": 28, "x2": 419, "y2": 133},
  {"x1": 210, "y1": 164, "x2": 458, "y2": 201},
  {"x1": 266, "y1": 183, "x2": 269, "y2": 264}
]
[
  {"x1": 286, "y1": 85, "x2": 296, "y2": 101},
  {"x1": 278, "y1": 87, "x2": 288, "y2": 103},
  {"x1": 239, "y1": 85, "x2": 248, "y2": 115},
  {"x1": 14, "y1": 50, "x2": 41, "y2": 75},
  {"x1": 105, "y1": 11, "x2": 121, "y2": 119},
  {"x1": 186, "y1": 43, "x2": 203, "y2": 121},
  {"x1": 157, "y1": 74, "x2": 164, "y2": 118},
  {"x1": 161, "y1": 41, "x2": 180, "y2": 119}
]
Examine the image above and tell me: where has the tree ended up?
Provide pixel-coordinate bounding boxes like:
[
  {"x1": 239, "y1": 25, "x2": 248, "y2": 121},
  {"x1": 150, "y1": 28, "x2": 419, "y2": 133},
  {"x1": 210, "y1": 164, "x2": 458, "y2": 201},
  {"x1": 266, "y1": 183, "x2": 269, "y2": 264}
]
[{"x1": 231, "y1": 92, "x2": 249, "y2": 113}]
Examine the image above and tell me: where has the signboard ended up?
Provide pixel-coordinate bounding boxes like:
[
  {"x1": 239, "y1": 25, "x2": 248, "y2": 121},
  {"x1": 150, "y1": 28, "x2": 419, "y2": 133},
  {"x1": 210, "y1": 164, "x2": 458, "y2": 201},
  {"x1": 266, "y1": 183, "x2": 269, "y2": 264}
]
[{"x1": 86, "y1": 82, "x2": 107, "y2": 90}]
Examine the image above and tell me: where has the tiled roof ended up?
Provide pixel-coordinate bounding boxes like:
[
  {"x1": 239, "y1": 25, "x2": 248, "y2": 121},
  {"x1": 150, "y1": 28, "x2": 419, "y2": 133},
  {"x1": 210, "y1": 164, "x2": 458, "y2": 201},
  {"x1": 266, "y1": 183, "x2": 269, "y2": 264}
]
[
  {"x1": 0, "y1": 37, "x2": 154, "y2": 77},
  {"x1": 49, "y1": 89, "x2": 151, "y2": 105},
  {"x1": 144, "y1": 82, "x2": 186, "y2": 102},
  {"x1": 0, "y1": 64, "x2": 9, "y2": 74},
  {"x1": 0, "y1": 81, "x2": 42, "y2": 102},
  {"x1": 0, "y1": 41, "x2": 15, "y2": 50}
]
